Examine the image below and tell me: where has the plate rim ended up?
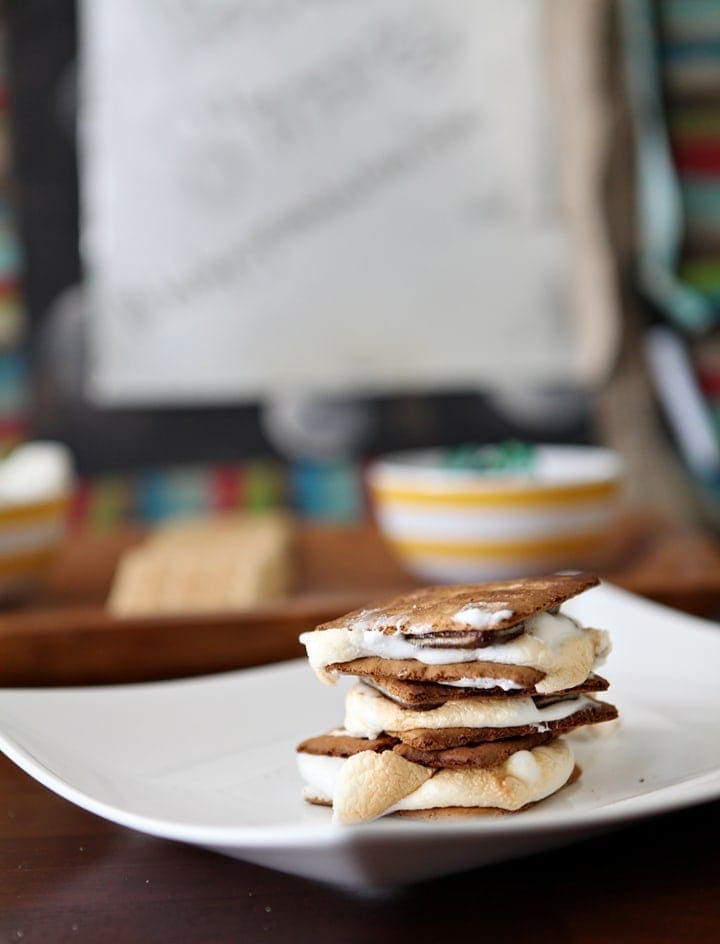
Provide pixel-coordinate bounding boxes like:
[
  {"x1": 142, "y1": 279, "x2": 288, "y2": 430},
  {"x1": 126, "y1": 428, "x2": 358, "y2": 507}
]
[{"x1": 1, "y1": 723, "x2": 719, "y2": 850}]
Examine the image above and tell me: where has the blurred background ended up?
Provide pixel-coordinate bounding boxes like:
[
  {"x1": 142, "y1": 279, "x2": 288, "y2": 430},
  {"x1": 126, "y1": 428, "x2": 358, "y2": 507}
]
[{"x1": 2, "y1": 0, "x2": 720, "y2": 605}]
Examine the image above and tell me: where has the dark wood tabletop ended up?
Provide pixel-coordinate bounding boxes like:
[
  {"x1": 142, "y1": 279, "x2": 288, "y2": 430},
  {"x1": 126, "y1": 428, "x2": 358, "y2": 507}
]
[
  {"x1": 1, "y1": 518, "x2": 719, "y2": 942},
  {"x1": 0, "y1": 753, "x2": 717, "y2": 944}
]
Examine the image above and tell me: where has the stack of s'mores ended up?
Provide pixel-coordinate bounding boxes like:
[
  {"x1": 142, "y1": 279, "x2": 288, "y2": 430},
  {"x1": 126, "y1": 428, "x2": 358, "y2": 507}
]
[{"x1": 297, "y1": 574, "x2": 617, "y2": 824}]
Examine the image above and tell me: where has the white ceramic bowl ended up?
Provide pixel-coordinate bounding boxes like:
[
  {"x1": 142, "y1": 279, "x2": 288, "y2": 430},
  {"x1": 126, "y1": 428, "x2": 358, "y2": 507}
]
[
  {"x1": 0, "y1": 493, "x2": 70, "y2": 600},
  {"x1": 0, "y1": 443, "x2": 74, "y2": 601},
  {"x1": 367, "y1": 445, "x2": 623, "y2": 582}
]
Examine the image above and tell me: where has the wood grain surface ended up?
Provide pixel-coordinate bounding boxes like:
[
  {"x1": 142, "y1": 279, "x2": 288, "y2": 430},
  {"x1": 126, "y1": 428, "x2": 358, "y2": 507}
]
[{"x1": 0, "y1": 523, "x2": 414, "y2": 686}]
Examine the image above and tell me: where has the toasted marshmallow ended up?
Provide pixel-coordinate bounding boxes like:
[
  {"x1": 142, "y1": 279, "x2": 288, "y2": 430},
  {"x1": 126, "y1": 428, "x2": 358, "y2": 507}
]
[{"x1": 298, "y1": 739, "x2": 575, "y2": 823}]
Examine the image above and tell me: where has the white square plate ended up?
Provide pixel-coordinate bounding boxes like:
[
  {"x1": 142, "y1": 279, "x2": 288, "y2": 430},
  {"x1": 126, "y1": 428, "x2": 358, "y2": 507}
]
[{"x1": 0, "y1": 584, "x2": 719, "y2": 888}]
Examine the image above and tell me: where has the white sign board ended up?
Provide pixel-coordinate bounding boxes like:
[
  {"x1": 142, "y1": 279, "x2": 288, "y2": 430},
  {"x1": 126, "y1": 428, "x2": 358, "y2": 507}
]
[{"x1": 81, "y1": 0, "x2": 577, "y2": 406}]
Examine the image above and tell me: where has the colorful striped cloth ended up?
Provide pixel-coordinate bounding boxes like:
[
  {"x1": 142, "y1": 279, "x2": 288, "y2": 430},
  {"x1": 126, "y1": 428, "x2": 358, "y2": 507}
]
[
  {"x1": 69, "y1": 459, "x2": 365, "y2": 528},
  {"x1": 659, "y1": 0, "x2": 720, "y2": 306},
  {"x1": 653, "y1": 0, "x2": 720, "y2": 421},
  {"x1": 0, "y1": 25, "x2": 28, "y2": 455}
]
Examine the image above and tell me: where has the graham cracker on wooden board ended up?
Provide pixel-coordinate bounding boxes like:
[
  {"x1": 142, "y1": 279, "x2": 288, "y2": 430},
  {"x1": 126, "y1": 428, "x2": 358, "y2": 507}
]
[{"x1": 107, "y1": 512, "x2": 294, "y2": 617}]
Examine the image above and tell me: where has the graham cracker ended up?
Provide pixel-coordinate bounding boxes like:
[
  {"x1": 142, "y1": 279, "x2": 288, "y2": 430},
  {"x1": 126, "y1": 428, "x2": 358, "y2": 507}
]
[
  {"x1": 297, "y1": 732, "x2": 398, "y2": 758},
  {"x1": 330, "y1": 656, "x2": 545, "y2": 688},
  {"x1": 297, "y1": 730, "x2": 552, "y2": 769},
  {"x1": 107, "y1": 512, "x2": 293, "y2": 616},
  {"x1": 317, "y1": 573, "x2": 598, "y2": 639},
  {"x1": 393, "y1": 731, "x2": 554, "y2": 768},
  {"x1": 392, "y1": 698, "x2": 618, "y2": 750},
  {"x1": 363, "y1": 672, "x2": 610, "y2": 710}
]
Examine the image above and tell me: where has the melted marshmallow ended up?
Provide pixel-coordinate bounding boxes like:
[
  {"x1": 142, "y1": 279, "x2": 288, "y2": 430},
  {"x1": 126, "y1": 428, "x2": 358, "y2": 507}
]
[
  {"x1": 343, "y1": 681, "x2": 594, "y2": 739},
  {"x1": 453, "y1": 603, "x2": 514, "y2": 629},
  {"x1": 298, "y1": 752, "x2": 345, "y2": 802},
  {"x1": 438, "y1": 676, "x2": 522, "y2": 691},
  {"x1": 300, "y1": 609, "x2": 610, "y2": 693}
]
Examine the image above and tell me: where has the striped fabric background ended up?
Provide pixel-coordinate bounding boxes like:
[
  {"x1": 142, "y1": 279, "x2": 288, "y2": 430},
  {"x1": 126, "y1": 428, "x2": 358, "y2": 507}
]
[
  {"x1": 656, "y1": 1, "x2": 720, "y2": 437},
  {"x1": 68, "y1": 459, "x2": 365, "y2": 527},
  {"x1": 661, "y1": 1, "x2": 720, "y2": 295},
  {"x1": 0, "y1": 24, "x2": 28, "y2": 455}
]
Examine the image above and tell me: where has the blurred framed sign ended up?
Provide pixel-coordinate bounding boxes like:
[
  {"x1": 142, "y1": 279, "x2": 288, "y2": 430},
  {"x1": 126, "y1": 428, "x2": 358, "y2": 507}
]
[{"x1": 80, "y1": 0, "x2": 618, "y2": 406}]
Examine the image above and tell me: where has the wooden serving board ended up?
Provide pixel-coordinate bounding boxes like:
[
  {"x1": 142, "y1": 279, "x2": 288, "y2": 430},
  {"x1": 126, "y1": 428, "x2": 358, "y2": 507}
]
[
  {"x1": 1, "y1": 514, "x2": 719, "y2": 686},
  {"x1": 0, "y1": 523, "x2": 415, "y2": 686}
]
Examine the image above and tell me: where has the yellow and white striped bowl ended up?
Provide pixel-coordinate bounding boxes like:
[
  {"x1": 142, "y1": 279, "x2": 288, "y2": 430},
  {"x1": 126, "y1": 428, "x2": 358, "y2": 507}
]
[
  {"x1": 0, "y1": 494, "x2": 69, "y2": 600},
  {"x1": 368, "y1": 446, "x2": 623, "y2": 582}
]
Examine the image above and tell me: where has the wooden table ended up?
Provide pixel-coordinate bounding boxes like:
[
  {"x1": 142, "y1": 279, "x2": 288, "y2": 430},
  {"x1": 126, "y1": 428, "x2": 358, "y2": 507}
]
[
  {"x1": 0, "y1": 517, "x2": 719, "y2": 942},
  {"x1": 0, "y1": 756, "x2": 717, "y2": 943}
]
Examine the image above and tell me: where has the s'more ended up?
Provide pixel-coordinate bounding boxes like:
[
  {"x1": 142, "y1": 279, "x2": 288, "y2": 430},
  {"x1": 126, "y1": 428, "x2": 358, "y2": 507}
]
[{"x1": 296, "y1": 574, "x2": 618, "y2": 824}]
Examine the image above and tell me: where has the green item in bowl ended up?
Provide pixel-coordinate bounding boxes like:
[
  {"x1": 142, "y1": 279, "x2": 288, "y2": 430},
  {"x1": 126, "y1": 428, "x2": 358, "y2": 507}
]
[{"x1": 441, "y1": 441, "x2": 536, "y2": 475}]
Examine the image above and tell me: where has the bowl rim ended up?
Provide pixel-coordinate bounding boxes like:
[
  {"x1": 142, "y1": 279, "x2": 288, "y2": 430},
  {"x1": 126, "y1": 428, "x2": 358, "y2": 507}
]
[{"x1": 367, "y1": 444, "x2": 623, "y2": 491}]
